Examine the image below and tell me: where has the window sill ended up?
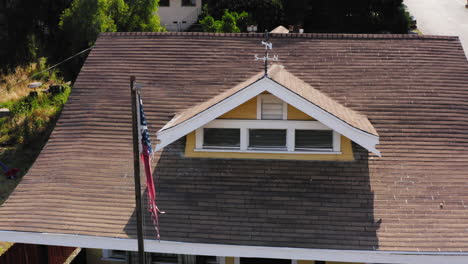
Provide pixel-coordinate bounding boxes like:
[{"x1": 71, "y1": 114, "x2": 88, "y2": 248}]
[{"x1": 194, "y1": 148, "x2": 342, "y2": 155}]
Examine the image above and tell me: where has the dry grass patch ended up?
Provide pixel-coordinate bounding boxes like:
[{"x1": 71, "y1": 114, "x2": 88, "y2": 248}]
[{"x1": 0, "y1": 242, "x2": 13, "y2": 256}]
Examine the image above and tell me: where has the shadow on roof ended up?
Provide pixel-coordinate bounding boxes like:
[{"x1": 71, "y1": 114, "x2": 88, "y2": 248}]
[{"x1": 124, "y1": 137, "x2": 381, "y2": 250}]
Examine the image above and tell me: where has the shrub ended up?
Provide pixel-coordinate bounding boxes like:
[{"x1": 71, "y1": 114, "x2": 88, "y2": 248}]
[{"x1": 200, "y1": 8, "x2": 251, "y2": 33}]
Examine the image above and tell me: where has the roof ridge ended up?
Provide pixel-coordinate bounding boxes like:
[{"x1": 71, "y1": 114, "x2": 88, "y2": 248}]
[{"x1": 99, "y1": 32, "x2": 459, "y2": 41}]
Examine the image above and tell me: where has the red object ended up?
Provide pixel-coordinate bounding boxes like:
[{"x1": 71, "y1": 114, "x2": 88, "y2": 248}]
[
  {"x1": 5, "y1": 168, "x2": 19, "y2": 178},
  {"x1": 0, "y1": 243, "x2": 77, "y2": 264},
  {"x1": 141, "y1": 145, "x2": 164, "y2": 239}
]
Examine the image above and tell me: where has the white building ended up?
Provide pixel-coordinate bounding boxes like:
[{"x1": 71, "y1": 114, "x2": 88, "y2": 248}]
[{"x1": 158, "y1": 0, "x2": 202, "y2": 32}]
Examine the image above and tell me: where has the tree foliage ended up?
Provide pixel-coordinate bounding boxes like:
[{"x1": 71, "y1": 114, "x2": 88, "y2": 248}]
[
  {"x1": 2, "y1": 0, "x2": 163, "y2": 77},
  {"x1": 284, "y1": 0, "x2": 410, "y2": 33},
  {"x1": 1, "y1": 0, "x2": 71, "y2": 69},
  {"x1": 204, "y1": 0, "x2": 410, "y2": 33},
  {"x1": 123, "y1": 0, "x2": 163, "y2": 31},
  {"x1": 204, "y1": 0, "x2": 284, "y2": 32},
  {"x1": 60, "y1": 0, "x2": 123, "y2": 53},
  {"x1": 200, "y1": 8, "x2": 250, "y2": 33},
  {"x1": 57, "y1": 0, "x2": 163, "y2": 78}
]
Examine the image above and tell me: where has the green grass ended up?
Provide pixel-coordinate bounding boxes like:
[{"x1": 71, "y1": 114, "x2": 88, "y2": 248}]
[
  {"x1": 0, "y1": 242, "x2": 13, "y2": 256},
  {"x1": 0, "y1": 60, "x2": 71, "y2": 205}
]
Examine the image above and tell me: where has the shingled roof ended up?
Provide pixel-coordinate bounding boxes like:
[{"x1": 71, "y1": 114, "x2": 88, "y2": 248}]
[{"x1": 1, "y1": 32, "x2": 468, "y2": 255}]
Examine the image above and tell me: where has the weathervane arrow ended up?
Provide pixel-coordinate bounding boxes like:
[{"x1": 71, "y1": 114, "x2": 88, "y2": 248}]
[{"x1": 254, "y1": 30, "x2": 279, "y2": 76}]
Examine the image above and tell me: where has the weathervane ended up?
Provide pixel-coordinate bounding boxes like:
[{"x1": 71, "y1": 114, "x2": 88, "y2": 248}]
[{"x1": 255, "y1": 30, "x2": 279, "y2": 76}]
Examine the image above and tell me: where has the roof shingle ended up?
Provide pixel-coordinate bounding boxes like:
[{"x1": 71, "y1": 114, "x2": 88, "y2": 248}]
[{"x1": 0, "y1": 32, "x2": 467, "y2": 252}]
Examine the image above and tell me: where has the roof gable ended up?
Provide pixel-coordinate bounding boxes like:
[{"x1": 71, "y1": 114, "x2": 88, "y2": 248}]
[{"x1": 156, "y1": 65, "x2": 380, "y2": 156}]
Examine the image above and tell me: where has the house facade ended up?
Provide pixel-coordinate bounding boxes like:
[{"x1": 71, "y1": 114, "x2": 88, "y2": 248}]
[
  {"x1": 158, "y1": 0, "x2": 202, "y2": 31},
  {"x1": 86, "y1": 249, "x2": 362, "y2": 264},
  {"x1": 0, "y1": 32, "x2": 468, "y2": 264}
]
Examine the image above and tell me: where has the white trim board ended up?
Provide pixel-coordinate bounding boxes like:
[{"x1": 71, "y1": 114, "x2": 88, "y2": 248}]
[
  {"x1": 1, "y1": 231, "x2": 468, "y2": 264},
  {"x1": 155, "y1": 77, "x2": 380, "y2": 156}
]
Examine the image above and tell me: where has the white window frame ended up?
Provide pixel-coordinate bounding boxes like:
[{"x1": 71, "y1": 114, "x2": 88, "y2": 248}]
[
  {"x1": 194, "y1": 119, "x2": 341, "y2": 154},
  {"x1": 102, "y1": 249, "x2": 126, "y2": 262},
  {"x1": 256, "y1": 94, "x2": 287, "y2": 120}
]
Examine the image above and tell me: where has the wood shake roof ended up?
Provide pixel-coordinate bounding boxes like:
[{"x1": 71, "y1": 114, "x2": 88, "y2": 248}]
[
  {"x1": 268, "y1": 64, "x2": 378, "y2": 136},
  {"x1": 0, "y1": 32, "x2": 468, "y2": 253},
  {"x1": 157, "y1": 64, "x2": 379, "y2": 153}
]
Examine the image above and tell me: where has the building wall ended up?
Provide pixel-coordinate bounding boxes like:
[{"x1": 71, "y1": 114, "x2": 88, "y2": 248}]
[
  {"x1": 158, "y1": 0, "x2": 202, "y2": 32},
  {"x1": 227, "y1": 258, "x2": 364, "y2": 264},
  {"x1": 88, "y1": 253, "x2": 366, "y2": 264},
  {"x1": 219, "y1": 98, "x2": 258, "y2": 119},
  {"x1": 0, "y1": 243, "x2": 78, "y2": 264},
  {"x1": 219, "y1": 97, "x2": 316, "y2": 121}
]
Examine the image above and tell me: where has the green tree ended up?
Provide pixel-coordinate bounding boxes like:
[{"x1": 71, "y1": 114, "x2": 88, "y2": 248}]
[
  {"x1": 58, "y1": 0, "x2": 164, "y2": 79},
  {"x1": 220, "y1": 10, "x2": 240, "y2": 33},
  {"x1": 204, "y1": 0, "x2": 284, "y2": 32},
  {"x1": 60, "y1": 0, "x2": 122, "y2": 53},
  {"x1": 283, "y1": 0, "x2": 410, "y2": 33},
  {"x1": 123, "y1": 0, "x2": 164, "y2": 31},
  {"x1": 200, "y1": 9, "x2": 250, "y2": 33},
  {"x1": 1, "y1": 0, "x2": 71, "y2": 70},
  {"x1": 200, "y1": 15, "x2": 221, "y2": 33}
]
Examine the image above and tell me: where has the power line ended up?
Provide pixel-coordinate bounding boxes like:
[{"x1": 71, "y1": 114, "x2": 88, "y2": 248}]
[{"x1": 1, "y1": 46, "x2": 94, "y2": 94}]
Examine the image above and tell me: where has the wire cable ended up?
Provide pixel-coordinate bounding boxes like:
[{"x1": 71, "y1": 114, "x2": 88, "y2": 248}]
[{"x1": 0, "y1": 46, "x2": 94, "y2": 94}]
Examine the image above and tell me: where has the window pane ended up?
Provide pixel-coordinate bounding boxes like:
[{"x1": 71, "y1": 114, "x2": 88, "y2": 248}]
[
  {"x1": 203, "y1": 128, "x2": 240, "y2": 148},
  {"x1": 182, "y1": 0, "x2": 196, "y2": 6},
  {"x1": 261, "y1": 97, "x2": 283, "y2": 120},
  {"x1": 295, "y1": 130, "x2": 333, "y2": 150},
  {"x1": 196, "y1": 256, "x2": 217, "y2": 264},
  {"x1": 249, "y1": 129, "x2": 286, "y2": 149},
  {"x1": 159, "y1": 0, "x2": 169, "y2": 6},
  {"x1": 110, "y1": 250, "x2": 126, "y2": 260}
]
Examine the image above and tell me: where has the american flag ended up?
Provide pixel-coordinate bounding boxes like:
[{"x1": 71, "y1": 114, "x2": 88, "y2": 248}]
[{"x1": 137, "y1": 94, "x2": 163, "y2": 239}]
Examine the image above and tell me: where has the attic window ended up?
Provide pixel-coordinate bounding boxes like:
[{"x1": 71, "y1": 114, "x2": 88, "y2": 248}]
[
  {"x1": 295, "y1": 130, "x2": 333, "y2": 150},
  {"x1": 249, "y1": 129, "x2": 287, "y2": 150},
  {"x1": 203, "y1": 128, "x2": 240, "y2": 149},
  {"x1": 195, "y1": 120, "x2": 341, "y2": 154}
]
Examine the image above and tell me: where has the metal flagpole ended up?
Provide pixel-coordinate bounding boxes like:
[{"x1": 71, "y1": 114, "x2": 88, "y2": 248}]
[{"x1": 130, "y1": 76, "x2": 146, "y2": 264}]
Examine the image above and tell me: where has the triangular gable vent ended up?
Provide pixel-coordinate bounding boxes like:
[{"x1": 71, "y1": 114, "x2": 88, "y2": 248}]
[{"x1": 156, "y1": 65, "x2": 380, "y2": 156}]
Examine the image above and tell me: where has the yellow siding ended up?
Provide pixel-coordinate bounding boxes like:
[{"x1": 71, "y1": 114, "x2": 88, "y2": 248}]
[
  {"x1": 219, "y1": 94, "x2": 316, "y2": 121},
  {"x1": 185, "y1": 133, "x2": 354, "y2": 161},
  {"x1": 187, "y1": 94, "x2": 353, "y2": 161},
  {"x1": 287, "y1": 105, "x2": 315, "y2": 120},
  {"x1": 219, "y1": 98, "x2": 257, "y2": 119},
  {"x1": 86, "y1": 249, "x2": 123, "y2": 264}
]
